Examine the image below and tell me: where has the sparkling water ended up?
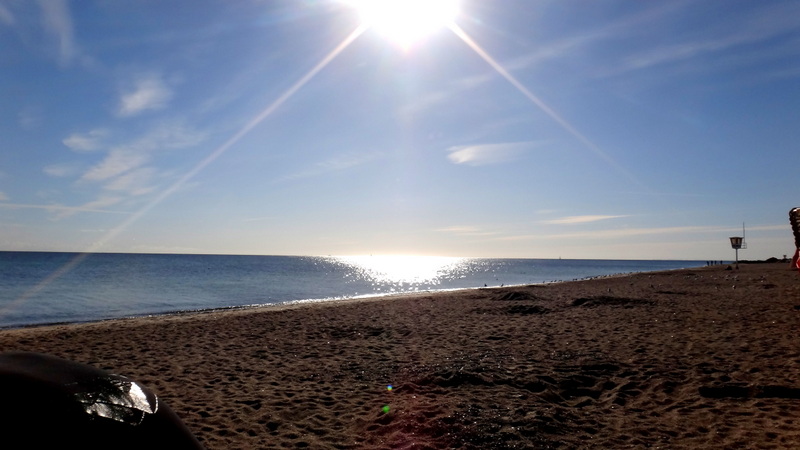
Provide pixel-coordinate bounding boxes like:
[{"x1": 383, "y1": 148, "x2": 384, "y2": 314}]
[{"x1": 0, "y1": 252, "x2": 701, "y2": 328}]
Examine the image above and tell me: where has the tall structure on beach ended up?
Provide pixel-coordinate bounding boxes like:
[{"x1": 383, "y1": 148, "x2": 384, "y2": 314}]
[{"x1": 729, "y1": 223, "x2": 746, "y2": 265}]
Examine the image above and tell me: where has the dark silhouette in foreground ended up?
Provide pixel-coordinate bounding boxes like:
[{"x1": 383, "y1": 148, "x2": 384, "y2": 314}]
[
  {"x1": 790, "y1": 207, "x2": 800, "y2": 272},
  {"x1": 0, "y1": 352, "x2": 203, "y2": 449}
]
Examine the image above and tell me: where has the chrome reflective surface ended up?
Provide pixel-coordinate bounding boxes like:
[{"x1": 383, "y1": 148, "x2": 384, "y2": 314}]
[{"x1": 73, "y1": 375, "x2": 158, "y2": 425}]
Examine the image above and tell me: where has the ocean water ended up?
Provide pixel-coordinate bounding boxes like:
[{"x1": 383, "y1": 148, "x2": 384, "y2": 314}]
[{"x1": 0, "y1": 252, "x2": 702, "y2": 329}]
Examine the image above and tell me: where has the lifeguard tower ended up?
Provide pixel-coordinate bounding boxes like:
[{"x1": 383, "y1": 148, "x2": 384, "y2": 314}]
[{"x1": 729, "y1": 223, "x2": 747, "y2": 266}]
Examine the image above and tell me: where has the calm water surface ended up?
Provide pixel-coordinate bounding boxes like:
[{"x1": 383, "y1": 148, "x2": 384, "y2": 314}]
[{"x1": 0, "y1": 252, "x2": 702, "y2": 328}]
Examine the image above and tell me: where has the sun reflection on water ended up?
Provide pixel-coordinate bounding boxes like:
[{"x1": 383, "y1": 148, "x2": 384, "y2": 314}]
[{"x1": 333, "y1": 255, "x2": 469, "y2": 287}]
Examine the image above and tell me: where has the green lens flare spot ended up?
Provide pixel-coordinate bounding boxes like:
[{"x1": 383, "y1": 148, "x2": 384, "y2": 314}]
[{"x1": 382, "y1": 405, "x2": 390, "y2": 414}]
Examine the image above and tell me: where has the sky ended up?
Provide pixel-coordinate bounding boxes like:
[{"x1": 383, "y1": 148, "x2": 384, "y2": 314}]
[{"x1": 1, "y1": 0, "x2": 799, "y2": 260}]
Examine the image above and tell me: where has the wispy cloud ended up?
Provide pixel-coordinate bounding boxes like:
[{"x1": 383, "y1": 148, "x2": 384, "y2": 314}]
[
  {"x1": 517, "y1": 223, "x2": 789, "y2": 241},
  {"x1": 598, "y1": 2, "x2": 800, "y2": 79},
  {"x1": 79, "y1": 122, "x2": 204, "y2": 184},
  {"x1": 0, "y1": 200, "x2": 127, "y2": 216},
  {"x1": 243, "y1": 216, "x2": 275, "y2": 222},
  {"x1": 62, "y1": 129, "x2": 108, "y2": 152},
  {"x1": 81, "y1": 148, "x2": 150, "y2": 182},
  {"x1": 58, "y1": 122, "x2": 206, "y2": 215},
  {"x1": 17, "y1": 106, "x2": 42, "y2": 130},
  {"x1": 398, "y1": 71, "x2": 494, "y2": 118},
  {"x1": 436, "y1": 226, "x2": 498, "y2": 237},
  {"x1": 497, "y1": 224, "x2": 765, "y2": 242},
  {"x1": 447, "y1": 141, "x2": 538, "y2": 166},
  {"x1": 504, "y1": 2, "x2": 690, "y2": 72},
  {"x1": 504, "y1": 32, "x2": 604, "y2": 72},
  {"x1": 53, "y1": 196, "x2": 126, "y2": 219},
  {"x1": 278, "y1": 151, "x2": 381, "y2": 182},
  {"x1": 2, "y1": 1, "x2": 92, "y2": 67},
  {"x1": 498, "y1": 1, "x2": 800, "y2": 91},
  {"x1": 437, "y1": 226, "x2": 480, "y2": 234},
  {"x1": 541, "y1": 215, "x2": 628, "y2": 225},
  {"x1": 36, "y1": 0, "x2": 77, "y2": 66},
  {"x1": 43, "y1": 163, "x2": 80, "y2": 177},
  {"x1": 0, "y1": 3, "x2": 14, "y2": 25},
  {"x1": 103, "y1": 168, "x2": 157, "y2": 196},
  {"x1": 117, "y1": 74, "x2": 173, "y2": 117},
  {"x1": 746, "y1": 224, "x2": 791, "y2": 232},
  {"x1": 128, "y1": 244, "x2": 202, "y2": 254},
  {"x1": 610, "y1": 35, "x2": 753, "y2": 77},
  {"x1": 77, "y1": 196, "x2": 123, "y2": 210}
]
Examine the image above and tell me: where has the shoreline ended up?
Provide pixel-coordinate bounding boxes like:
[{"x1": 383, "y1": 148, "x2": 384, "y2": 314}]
[
  {"x1": 1, "y1": 264, "x2": 703, "y2": 332},
  {"x1": 1, "y1": 262, "x2": 797, "y2": 448}
]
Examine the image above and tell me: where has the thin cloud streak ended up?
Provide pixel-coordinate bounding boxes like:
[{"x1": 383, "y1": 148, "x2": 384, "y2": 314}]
[
  {"x1": 437, "y1": 226, "x2": 498, "y2": 237},
  {"x1": 598, "y1": 2, "x2": 800, "y2": 79},
  {"x1": 398, "y1": 71, "x2": 493, "y2": 118},
  {"x1": 746, "y1": 224, "x2": 791, "y2": 232},
  {"x1": 498, "y1": 224, "x2": 779, "y2": 242},
  {"x1": 503, "y1": 2, "x2": 691, "y2": 73},
  {"x1": 277, "y1": 151, "x2": 381, "y2": 182},
  {"x1": 541, "y1": 215, "x2": 628, "y2": 225},
  {"x1": 0, "y1": 202, "x2": 128, "y2": 215}
]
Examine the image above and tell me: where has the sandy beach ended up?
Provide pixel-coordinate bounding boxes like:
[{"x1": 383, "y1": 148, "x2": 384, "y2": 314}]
[{"x1": 1, "y1": 262, "x2": 799, "y2": 448}]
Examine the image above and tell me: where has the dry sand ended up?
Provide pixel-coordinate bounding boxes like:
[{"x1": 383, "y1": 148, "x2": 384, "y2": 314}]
[{"x1": 1, "y1": 262, "x2": 799, "y2": 449}]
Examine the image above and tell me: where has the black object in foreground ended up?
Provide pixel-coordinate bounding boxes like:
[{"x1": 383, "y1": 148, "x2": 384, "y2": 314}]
[
  {"x1": 790, "y1": 207, "x2": 800, "y2": 272},
  {"x1": 0, "y1": 352, "x2": 204, "y2": 449},
  {"x1": 791, "y1": 207, "x2": 800, "y2": 248}
]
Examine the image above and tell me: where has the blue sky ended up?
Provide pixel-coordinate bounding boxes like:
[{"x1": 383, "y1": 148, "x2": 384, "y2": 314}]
[{"x1": 1, "y1": 0, "x2": 798, "y2": 259}]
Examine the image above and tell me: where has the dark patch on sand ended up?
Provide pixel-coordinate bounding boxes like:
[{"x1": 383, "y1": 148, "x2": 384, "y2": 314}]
[
  {"x1": 700, "y1": 384, "x2": 800, "y2": 399},
  {"x1": 505, "y1": 304, "x2": 548, "y2": 315},
  {"x1": 493, "y1": 291, "x2": 542, "y2": 302},
  {"x1": 572, "y1": 296, "x2": 653, "y2": 308},
  {"x1": 472, "y1": 305, "x2": 548, "y2": 316}
]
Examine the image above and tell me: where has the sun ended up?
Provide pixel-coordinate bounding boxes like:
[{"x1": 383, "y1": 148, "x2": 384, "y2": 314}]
[{"x1": 348, "y1": 0, "x2": 460, "y2": 49}]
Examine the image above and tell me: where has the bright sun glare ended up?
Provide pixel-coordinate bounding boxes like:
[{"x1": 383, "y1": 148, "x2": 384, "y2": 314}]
[
  {"x1": 335, "y1": 255, "x2": 467, "y2": 285},
  {"x1": 349, "y1": 0, "x2": 460, "y2": 49}
]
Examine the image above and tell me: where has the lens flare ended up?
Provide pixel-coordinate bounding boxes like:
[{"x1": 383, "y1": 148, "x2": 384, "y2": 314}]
[{"x1": 349, "y1": 0, "x2": 459, "y2": 49}]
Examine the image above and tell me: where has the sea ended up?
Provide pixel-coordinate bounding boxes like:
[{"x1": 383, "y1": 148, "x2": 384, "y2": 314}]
[{"x1": 0, "y1": 252, "x2": 703, "y2": 329}]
